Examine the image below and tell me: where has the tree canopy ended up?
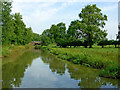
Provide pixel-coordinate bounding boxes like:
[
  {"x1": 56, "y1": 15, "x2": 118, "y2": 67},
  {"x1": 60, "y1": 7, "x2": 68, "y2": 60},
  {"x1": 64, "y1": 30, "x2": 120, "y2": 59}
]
[
  {"x1": 78, "y1": 4, "x2": 108, "y2": 48},
  {"x1": 2, "y1": 2, "x2": 118, "y2": 48},
  {"x1": 40, "y1": 4, "x2": 108, "y2": 48},
  {"x1": 1, "y1": 1, "x2": 40, "y2": 45}
]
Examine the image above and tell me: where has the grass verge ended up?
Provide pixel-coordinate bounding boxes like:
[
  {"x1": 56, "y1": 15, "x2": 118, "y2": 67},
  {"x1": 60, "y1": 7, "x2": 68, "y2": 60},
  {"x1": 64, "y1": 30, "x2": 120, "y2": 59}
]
[
  {"x1": 2, "y1": 44, "x2": 33, "y2": 57},
  {"x1": 34, "y1": 44, "x2": 119, "y2": 79}
]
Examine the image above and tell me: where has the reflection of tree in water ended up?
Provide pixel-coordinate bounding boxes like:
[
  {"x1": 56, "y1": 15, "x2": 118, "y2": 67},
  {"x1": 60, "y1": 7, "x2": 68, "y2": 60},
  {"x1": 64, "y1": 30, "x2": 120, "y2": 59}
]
[
  {"x1": 2, "y1": 50, "x2": 41, "y2": 88},
  {"x1": 3, "y1": 49, "x2": 118, "y2": 88},
  {"x1": 67, "y1": 63, "x2": 118, "y2": 88},
  {"x1": 40, "y1": 50, "x2": 118, "y2": 88},
  {"x1": 40, "y1": 50, "x2": 66, "y2": 76}
]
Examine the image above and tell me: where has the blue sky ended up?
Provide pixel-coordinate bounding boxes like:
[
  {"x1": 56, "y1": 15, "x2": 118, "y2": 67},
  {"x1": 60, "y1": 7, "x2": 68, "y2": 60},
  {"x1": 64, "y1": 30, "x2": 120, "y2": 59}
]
[{"x1": 12, "y1": 0, "x2": 119, "y2": 40}]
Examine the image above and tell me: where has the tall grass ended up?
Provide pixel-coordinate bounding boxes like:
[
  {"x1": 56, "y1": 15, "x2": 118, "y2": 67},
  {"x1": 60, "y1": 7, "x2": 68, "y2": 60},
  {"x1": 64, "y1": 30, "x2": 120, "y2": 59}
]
[
  {"x1": 2, "y1": 45, "x2": 33, "y2": 57},
  {"x1": 38, "y1": 44, "x2": 119, "y2": 79}
]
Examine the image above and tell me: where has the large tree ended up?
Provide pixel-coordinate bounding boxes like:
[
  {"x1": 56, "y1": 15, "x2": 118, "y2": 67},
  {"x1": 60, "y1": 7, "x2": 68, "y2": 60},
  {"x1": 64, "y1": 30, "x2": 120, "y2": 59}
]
[
  {"x1": 79, "y1": 4, "x2": 107, "y2": 48},
  {"x1": 68, "y1": 20, "x2": 80, "y2": 39},
  {"x1": 1, "y1": 1, "x2": 36, "y2": 45},
  {"x1": 41, "y1": 29, "x2": 54, "y2": 45},
  {"x1": 32, "y1": 33, "x2": 41, "y2": 41},
  {"x1": 2, "y1": 1, "x2": 16, "y2": 45},
  {"x1": 23, "y1": 27, "x2": 33, "y2": 44},
  {"x1": 13, "y1": 13, "x2": 26, "y2": 45},
  {"x1": 40, "y1": 22, "x2": 67, "y2": 46},
  {"x1": 56, "y1": 22, "x2": 66, "y2": 38}
]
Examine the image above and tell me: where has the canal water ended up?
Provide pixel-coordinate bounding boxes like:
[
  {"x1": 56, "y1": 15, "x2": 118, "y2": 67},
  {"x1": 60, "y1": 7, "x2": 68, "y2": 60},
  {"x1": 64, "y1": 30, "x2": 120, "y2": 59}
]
[{"x1": 2, "y1": 49, "x2": 119, "y2": 88}]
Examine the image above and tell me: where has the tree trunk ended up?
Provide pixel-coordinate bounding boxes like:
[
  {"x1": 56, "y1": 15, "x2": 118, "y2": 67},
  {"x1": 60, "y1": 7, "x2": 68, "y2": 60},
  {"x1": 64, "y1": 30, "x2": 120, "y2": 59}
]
[
  {"x1": 115, "y1": 44, "x2": 116, "y2": 48},
  {"x1": 89, "y1": 44, "x2": 92, "y2": 48},
  {"x1": 88, "y1": 33, "x2": 92, "y2": 48},
  {"x1": 84, "y1": 45, "x2": 87, "y2": 48},
  {"x1": 102, "y1": 45, "x2": 104, "y2": 48}
]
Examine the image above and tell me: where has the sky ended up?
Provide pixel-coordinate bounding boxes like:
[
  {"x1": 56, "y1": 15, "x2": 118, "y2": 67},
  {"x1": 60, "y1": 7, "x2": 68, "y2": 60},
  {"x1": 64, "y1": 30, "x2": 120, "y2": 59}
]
[
  {"x1": 11, "y1": 0, "x2": 119, "y2": 40},
  {"x1": 119, "y1": 1, "x2": 120, "y2": 25}
]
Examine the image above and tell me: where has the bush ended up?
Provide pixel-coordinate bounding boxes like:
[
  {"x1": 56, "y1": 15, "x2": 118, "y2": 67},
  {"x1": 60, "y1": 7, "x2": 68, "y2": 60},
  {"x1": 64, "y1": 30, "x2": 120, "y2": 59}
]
[
  {"x1": 34, "y1": 45, "x2": 41, "y2": 49},
  {"x1": 25, "y1": 44, "x2": 33, "y2": 49},
  {"x1": 2, "y1": 47, "x2": 10, "y2": 57},
  {"x1": 99, "y1": 65, "x2": 120, "y2": 79},
  {"x1": 42, "y1": 46, "x2": 51, "y2": 51},
  {"x1": 73, "y1": 59, "x2": 80, "y2": 64}
]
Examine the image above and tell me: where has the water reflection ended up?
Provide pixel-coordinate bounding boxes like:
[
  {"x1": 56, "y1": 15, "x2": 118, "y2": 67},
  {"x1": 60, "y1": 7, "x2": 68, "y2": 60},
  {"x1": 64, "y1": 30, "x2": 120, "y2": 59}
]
[
  {"x1": 67, "y1": 63, "x2": 118, "y2": 88},
  {"x1": 40, "y1": 50, "x2": 118, "y2": 88},
  {"x1": 40, "y1": 51, "x2": 66, "y2": 76},
  {"x1": 2, "y1": 50, "x2": 42, "y2": 88},
  {"x1": 2, "y1": 49, "x2": 119, "y2": 88}
]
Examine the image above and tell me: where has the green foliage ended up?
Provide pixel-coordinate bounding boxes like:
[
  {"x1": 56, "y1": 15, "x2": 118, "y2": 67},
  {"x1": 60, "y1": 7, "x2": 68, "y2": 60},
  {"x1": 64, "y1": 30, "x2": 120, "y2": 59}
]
[
  {"x1": 2, "y1": 1, "x2": 15, "y2": 45},
  {"x1": 78, "y1": 4, "x2": 108, "y2": 48},
  {"x1": 40, "y1": 22, "x2": 67, "y2": 46},
  {"x1": 32, "y1": 33, "x2": 41, "y2": 41},
  {"x1": 99, "y1": 65, "x2": 120, "y2": 79},
  {"x1": 42, "y1": 46, "x2": 51, "y2": 51},
  {"x1": 41, "y1": 35, "x2": 53, "y2": 46},
  {"x1": 34, "y1": 45, "x2": 41, "y2": 49},
  {"x1": 25, "y1": 44, "x2": 33, "y2": 49},
  {"x1": 98, "y1": 39, "x2": 120, "y2": 48},
  {"x1": 2, "y1": 46, "x2": 10, "y2": 57},
  {"x1": 67, "y1": 20, "x2": 83, "y2": 39},
  {"x1": 40, "y1": 4, "x2": 108, "y2": 48},
  {"x1": 2, "y1": 1, "x2": 39, "y2": 45},
  {"x1": 2, "y1": 45, "x2": 33, "y2": 57},
  {"x1": 45, "y1": 47, "x2": 117, "y2": 69},
  {"x1": 73, "y1": 59, "x2": 80, "y2": 64},
  {"x1": 2, "y1": 50, "x2": 42, "y2": 88},
  {"x1": 41, "y1": 46, "x2": 119, "y2": 79}
]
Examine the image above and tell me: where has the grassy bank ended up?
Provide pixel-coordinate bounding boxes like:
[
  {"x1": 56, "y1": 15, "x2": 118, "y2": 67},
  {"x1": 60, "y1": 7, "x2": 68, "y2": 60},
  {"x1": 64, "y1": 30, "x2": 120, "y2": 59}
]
[
  {"x1": 35, "y1": 45, "x2": 119, "y2": 79},
  {"x1": 2, "y1": 44, "x2": 33, "y2": 57}
]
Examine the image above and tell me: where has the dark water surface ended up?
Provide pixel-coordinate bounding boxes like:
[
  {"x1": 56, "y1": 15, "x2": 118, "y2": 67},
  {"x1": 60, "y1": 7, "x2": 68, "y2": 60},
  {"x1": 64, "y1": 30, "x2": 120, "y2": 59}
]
[{"x1": 2, "y1": 49, "x2": 119, "y2": 88}]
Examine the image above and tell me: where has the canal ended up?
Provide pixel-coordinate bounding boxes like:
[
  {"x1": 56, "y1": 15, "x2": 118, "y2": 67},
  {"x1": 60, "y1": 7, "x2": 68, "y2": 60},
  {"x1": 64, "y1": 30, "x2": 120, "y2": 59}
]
[{"x1": 2, "y1": 49, "x2": 119, "y2": 88}]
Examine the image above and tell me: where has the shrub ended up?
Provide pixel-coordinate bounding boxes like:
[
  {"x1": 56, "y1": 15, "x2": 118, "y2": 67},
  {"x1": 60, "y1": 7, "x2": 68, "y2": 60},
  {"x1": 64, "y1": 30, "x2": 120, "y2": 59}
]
[
  {"x1": 34, "y1": 45, "x2": 41, "y2": 49},
  {"x1": 25, "y1": 44, "x2": 33, "y2": 49},
  {"x1": 2, "y1": 47, "x2": 10, "y2": 57},
  {"x1": 99, "y1": 65, "x2": 120, "y2": 79},
  {"x1": 73, "y1": 59, "x2": 80, "y2": 64}
]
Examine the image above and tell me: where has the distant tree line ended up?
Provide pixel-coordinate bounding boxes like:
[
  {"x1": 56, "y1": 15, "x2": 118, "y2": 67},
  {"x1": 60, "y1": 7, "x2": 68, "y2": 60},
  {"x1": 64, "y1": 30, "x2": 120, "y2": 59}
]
[
  {"x1": 98, "y1": 40, "x2": 120, "y2": 48},
  {"x1": 1, "y1": 1, "x2": 119, "y2": 47},
  {"x1": 1, "y1": 1, "x2": 41, "y2": 45},
  {"x1": 40, "y1": 4, "x2": 106, "y2": 48},
  {"x1": 41, "y1": 4, "x2": 120, "y2": 48}
]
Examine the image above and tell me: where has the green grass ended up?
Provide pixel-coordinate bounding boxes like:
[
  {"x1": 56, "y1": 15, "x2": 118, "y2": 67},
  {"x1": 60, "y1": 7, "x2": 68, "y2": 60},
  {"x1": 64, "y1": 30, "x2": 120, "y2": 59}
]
[
  {"x1": 2, "y1": 46, "x2": 11, "y2": 57},
  {"x1": 49, "y1": 47, "x2": 118, "y2": 64},
  {"x1": 38, "y1": 44, "x2": 119, "y2": 79},
  {"x1": 2, "y1": 45, "x2": 33, "y2": 57}
]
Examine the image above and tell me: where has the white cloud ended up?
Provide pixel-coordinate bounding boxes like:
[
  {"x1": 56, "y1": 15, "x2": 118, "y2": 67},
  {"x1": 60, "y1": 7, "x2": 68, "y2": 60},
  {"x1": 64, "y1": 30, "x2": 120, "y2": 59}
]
[
  {"x1": 11, "y1": 0, "x2": 118, "y2": 39},
  {"x1": 12, "y1": 1, "x2": 73, "y2": 34},
  {"x1": 100, "y1": 3, "x2": 117, "y2": 12},
  {"x1": 105, "y1": 22, "x2": 118, "y2": 40},
  {"x1": 27, "y1": 58, "x2": 58, "y2": 81},
  {"x1": 12, "y1": 1, "x2": 22, "y2": 14}
]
